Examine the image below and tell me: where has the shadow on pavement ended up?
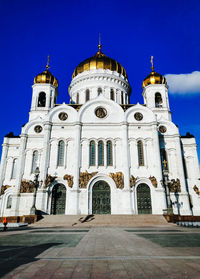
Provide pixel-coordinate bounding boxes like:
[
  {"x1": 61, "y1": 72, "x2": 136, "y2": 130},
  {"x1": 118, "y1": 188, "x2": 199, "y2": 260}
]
[{"x1": 0, "y1": 243, "x2": 60, "y2": 277}]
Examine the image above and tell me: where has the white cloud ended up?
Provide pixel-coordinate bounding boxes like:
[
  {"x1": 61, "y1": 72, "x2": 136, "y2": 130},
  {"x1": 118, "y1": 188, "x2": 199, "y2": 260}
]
[{"x1": 165, "y1": 71, "x2": 200, "y2": 94}]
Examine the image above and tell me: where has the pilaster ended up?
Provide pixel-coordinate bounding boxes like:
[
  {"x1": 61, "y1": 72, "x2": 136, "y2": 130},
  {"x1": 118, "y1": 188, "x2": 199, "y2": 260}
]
[
  {"x1": 40, "y1": 122, "x2": 52, "y2": 183},
  {"x1": 15, "y1": 134, "x2": 28, "y2": 193},
  {"x1": 122, "y1": 122, "x2": 130, "y2": 190},
  {"x1": 0, "y1": 138, "x2": 9, "y2": 189}
]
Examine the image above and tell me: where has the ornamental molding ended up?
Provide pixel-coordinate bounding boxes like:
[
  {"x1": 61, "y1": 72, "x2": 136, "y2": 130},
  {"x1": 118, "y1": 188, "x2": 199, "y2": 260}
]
[
  {"x1": 149, "y1": 176, "x2": 158, "y2": 188},
  {"x1": 44, "y1": 174, "x2": 57, "y2": 188},
  {"x1": 1, "y1": 185, "x2": 11, "y2": 195},
  {"x1": 79, "y1": 171, "x2": 97, "y2": 189},
  {"x1": 109, "y1": 172, "x2": 124, "y2": 189},
  {"x1": 130, "y1": 175, "x2": 138, "y2": 188},
  {"x1": 169, "y1": 178, "x2": 181, "y2": 193},
  {"x1": 193, "y1": 185, "x2": 200, "y2": 195},
  {"x1": 20, "y1": 179, "x2": 35, "y2": 193},
  {"x1": 63, "y1": 174, "x2": 74, "y2": 188}
]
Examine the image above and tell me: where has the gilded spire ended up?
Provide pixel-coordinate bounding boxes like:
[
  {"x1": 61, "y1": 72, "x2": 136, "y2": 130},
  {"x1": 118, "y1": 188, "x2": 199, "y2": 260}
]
[
  {"x1": 151, "y1": 56, "x2": 154, "y2": 71},
  {"x1": 46, "y1": 55, "x2": 50, "y2": 70}
]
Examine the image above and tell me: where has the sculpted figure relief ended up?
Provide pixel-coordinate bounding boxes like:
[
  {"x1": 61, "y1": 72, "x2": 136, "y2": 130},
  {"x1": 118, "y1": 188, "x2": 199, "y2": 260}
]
[
  {"x1": 149, "y1": 176, "x2": 157, "y2": 188},
  {"x1": 170, "y1": 178, "x2": 181, "y2": 192},
  {"x1": 130, "y1": 175, "x2": 137, "y2": 188},
  {"x1": 44, "y1": 174, "x2": 57, "y2": 188},
  {"x1": 79, "y1": 171, "x2": 97, "y2": 188},
  {"x1": 193, "y1": 185, "x2": 200, "y2": 195},
  {"x1": 20, "y1": 179, "x2": 35, "y2": 193},
  {"x1": 63, "y1": 174, "x2": 74, "y2": 188},
  {"x1": 1, "y1": 185, "x2": 11, "y2": 195},
  {"x1": 109, "y1": 172, "x2": 124, "y2": 189}
]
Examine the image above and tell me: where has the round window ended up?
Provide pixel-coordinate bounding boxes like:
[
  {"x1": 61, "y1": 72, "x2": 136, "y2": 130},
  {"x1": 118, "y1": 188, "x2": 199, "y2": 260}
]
[
  {"x1": 59, "y1": 112, "x2": 68, "y2": 121},
  {"x1": 95, "y1": 107, "x2": 107, "y2": 118},
  {"x1": 34, "y1": 125, "x2": 43, "y2": 133},
  {"x1": 134, "y1": 112, "x2": 143, "y2": 121}
]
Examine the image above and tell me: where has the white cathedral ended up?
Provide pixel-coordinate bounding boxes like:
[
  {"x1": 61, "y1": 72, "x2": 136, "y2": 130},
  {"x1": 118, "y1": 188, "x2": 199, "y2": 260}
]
[{"x1": 0, "y1": 44, "x2": 200, "y2": 217}]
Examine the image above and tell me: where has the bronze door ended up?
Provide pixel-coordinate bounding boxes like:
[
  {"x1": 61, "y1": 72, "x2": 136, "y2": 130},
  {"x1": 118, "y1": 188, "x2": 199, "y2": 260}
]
[
  {"x1": 92, "y1": 181, "x2": 111, "y2": 214},
  {"x1": 51, "y1": 184, "x2": 66, "y2": 215},
  {"x1": 137, "y1": 184, "x2": 152, "y2": 214}
]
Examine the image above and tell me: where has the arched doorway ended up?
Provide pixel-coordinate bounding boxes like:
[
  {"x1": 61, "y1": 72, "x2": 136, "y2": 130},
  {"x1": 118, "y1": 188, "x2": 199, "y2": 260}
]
[
  {"x1": 51, "y1": 184, "x2": 66, "y2": 215},
  {"x1": 137, "y1": 184, "x2": 152, "y2": 214},
  {"x1": 92, "y1": 181, "x2": 111, "y2": 214}
]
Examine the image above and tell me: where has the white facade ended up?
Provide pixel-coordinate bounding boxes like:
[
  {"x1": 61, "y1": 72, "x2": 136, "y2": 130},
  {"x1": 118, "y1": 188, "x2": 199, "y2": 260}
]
[{"x1": 0, "y1": 52, "x2": 200, "y2": 217}]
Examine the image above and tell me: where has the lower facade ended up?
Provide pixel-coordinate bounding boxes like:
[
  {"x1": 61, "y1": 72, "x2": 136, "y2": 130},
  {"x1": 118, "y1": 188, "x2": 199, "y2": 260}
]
[{"x1": 1, "y1": 173, "x2": 197, "y2": 217}]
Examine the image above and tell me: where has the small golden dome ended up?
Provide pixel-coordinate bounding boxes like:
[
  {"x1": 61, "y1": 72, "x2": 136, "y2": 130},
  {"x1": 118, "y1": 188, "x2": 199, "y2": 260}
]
[
  {"x1": 72, "y1": 44, "x2": 127, "y2": 79},
  {"x1": 34, "y1": 56, "x2": 58, "y2": 87},
  {"x1": 142, "y1": 56, "x2": 167, "y2": 88}
]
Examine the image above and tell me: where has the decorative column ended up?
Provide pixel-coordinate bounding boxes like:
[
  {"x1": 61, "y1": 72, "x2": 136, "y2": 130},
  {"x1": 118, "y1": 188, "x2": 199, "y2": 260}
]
[
  {"x1": 121, "y1": 122, "x2": 132, "y2": 214},
  {"x1": 0, "y1": 138, "x2": 9, "y2": 190},
  {"x1": 70, "y1": 122, "x2": 81, "y2": 214},
  {"x1": 86, "y1": 141, "x2": 90, "y2": 169},
  {"x1": 7, "y1": 157, "x2": 13, "y2": 180},
  {"x1": 174, "y1": 136, "x2": 191, "y2": 215},
  {"x1": 49, "y1": 141, "x2": 58, "y2": 171},
  {"x1": 11, "y1": 134, "x2": 28, "y2": 215},
  {"x1": 15, "y1": 134, "x2": 28, "y2": 193},
  {"x1": 113, "y1": 142, "x2": 116, "y2": 168},
  {"x1": 40, "y1": 122, "x2": 52, "y2": 183},
  {"x1": 81, "y1": 140, "x2": 88, "y2": 170},
  {"x1": 144, "y1": 141, "x2": 148, "y2": 168},
  {"x1": 151, "y1": 126, "x2": 163, "y2": 185},
  {"x1": 64, "y1": 142, "x2": 68, "y2": 169},
  {"x1": 73, "y1": 123, "x2": 81, "y2": 190},
  {"x1": 122, "y1": 122, "x2": 130, "y2": 190},
  {"x1": 95, "y1": 141, "x2": 98, "y2": 167},
  {"x1": 151, "y1": 126, "x2": 167, "y2": 214},
  {"x1": 146, "y1": 139, "x2": 153, "y2": 171},
  {"x1": 104, "y1": 141, "x2": 107, "y2": 168},
  {"x1": 23, "y1": 150, "x2": 32, "y2": 177}
]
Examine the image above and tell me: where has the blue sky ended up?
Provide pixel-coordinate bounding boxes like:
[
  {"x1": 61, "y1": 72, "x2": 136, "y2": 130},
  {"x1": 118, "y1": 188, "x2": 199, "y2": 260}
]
[{"x1": 0, "y1": 0, "x2": 200, "y2": 159}]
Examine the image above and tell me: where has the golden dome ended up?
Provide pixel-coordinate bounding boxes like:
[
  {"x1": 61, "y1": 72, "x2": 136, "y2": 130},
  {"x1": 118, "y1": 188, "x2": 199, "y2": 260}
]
[
  {"x1": 34, "y1": 56, "x2": 58, "y2": 87},
  {"x1": 72, "y1": 44, "x2": 128, "y2": 79},
  {"x1": 142, "y1": 56, "x2": 167, "y2": 88}
]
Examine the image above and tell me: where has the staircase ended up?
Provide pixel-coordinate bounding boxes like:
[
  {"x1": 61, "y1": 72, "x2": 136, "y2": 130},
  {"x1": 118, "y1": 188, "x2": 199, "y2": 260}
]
[{"x1": 32, "y1": 214, "x2": 172, "y2": 228}]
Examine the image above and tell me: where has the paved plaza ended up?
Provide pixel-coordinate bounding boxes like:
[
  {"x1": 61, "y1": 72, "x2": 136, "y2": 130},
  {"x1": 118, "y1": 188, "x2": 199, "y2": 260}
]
[{"x1": 0, "y1": 225, "x2": 200, "y2": 278}]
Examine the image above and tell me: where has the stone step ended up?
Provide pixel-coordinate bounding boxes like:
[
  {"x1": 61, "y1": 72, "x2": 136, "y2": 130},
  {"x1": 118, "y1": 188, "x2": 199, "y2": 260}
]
[{"x1": 32, "y1": 214, "x2": 172, "y2": 227}]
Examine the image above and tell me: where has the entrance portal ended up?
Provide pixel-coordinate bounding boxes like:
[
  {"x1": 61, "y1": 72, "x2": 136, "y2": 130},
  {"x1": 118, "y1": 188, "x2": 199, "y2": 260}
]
[
  {"x1": 137, "y1": 184, "x2": 152, "y2": 214},
  {"x1": 51, "y1": 184, "x2": 66, "y2": 215},
  {"x1": 92, "y1": 181, "x2": 111, "y2": 214}
]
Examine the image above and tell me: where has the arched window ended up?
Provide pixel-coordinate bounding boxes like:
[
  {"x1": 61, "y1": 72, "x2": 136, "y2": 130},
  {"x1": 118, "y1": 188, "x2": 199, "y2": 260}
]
[
  {"x1": 98, "y1": 141, "x2": 104, "y2": 166},
  {"x1": 76, "y1": 93, "x2": 79, "y2": 104},
  {"x1": 107, "y1": 141, "x2": 113, "y2": 166},
  {"x1": 98, "y1": 88, "x2": 102, "y2": 96},
  {"x1": 86, "y1": 89, "x2": 90, "y2": 102},
  {"x1": 137, "y1": 141, "x2": 144, "y2": 166},
  {"x1": 89, "y1": 141, "x2": 96, "y2": 166},
  {"x1": 160, "y1": 148, "x2": 168, "y2": 171},
  {"x1": 110, "y1": 89, "x2": 114, "y2": 100},
  {"x1": 32, "y1": 151, "x2": 38, "y2": 173},
  {"x1": 58, "y1": 140, "x2": 64, "y2": 166},
  {"x1": 121, "y1": 92, "x2": 124, "y2": 104},
  {"x1": 38, "y1": 92, "x2": 46, "y2": 107},
  {"x1": 11, "y1": 158, "x2": 18, "y2": 179},
  {"x1": 155, "y1": 92, "x2": 163, "y2": 107},
  {"x1": 7, "y1": 196, "x2": 12, "y2": 209}
]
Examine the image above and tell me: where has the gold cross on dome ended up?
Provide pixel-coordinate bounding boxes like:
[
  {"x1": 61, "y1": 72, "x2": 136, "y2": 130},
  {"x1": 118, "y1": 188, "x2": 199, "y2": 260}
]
[
  {"x1": 98, "y1": 33, "x2": 102, "y2": 51},
  {"x1": 46, "y1": 55, "x2": 50, "y2": 70},
  {"x1": 151, "y1": 56, "x2": 154, "y2": 71}
]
